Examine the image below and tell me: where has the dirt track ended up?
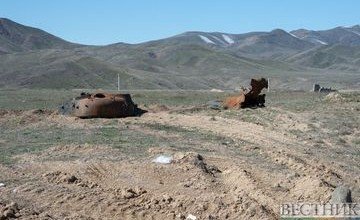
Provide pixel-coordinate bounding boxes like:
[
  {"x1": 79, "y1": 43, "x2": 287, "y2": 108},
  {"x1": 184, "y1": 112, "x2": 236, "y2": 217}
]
[
  {"x1": 137, "y1": 112, "x2": 358, "y2": 210},
  {"x1": 0, "y1": 107, "x2": 359, "y2": 219}
]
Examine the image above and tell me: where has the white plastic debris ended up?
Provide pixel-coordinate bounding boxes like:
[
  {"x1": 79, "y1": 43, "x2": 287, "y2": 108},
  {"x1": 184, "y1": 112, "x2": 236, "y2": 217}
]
[
  {"x1": 152, "y1": 155, "x2": 172, "y2": 164},
  {"x1": 186, "y1": 214, "x2": 197, "y2": 220},
  {"x1": 210, "y1": 88, "x2": 224, "y2": 93},
  {"x1": 0, "y1": 183, "x2": 5, "y2": 187}
]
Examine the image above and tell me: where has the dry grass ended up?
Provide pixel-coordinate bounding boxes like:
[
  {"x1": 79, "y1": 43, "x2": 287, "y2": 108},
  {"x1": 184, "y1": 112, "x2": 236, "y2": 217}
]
[{"x1": 0, "y1": 89, "x2": 359, "y2": 219}]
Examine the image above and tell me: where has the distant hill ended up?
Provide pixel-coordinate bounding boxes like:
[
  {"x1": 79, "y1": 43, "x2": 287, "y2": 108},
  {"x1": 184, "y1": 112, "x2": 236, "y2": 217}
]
[
  {"x1": 170, "y1": 29, "x2": 315, "y2": 59},
  {"x1": 0, "y1": 18, "x2": 80, "y2": 54},
  {"x1": 290, "y1": 25, "x2": 360, "y2": 46},
  {"x1": 0, "y1": 18, "x2": 359, "y2": 90},
  {"x1": 285, "y1": 44, "x2": 360, "y2": 71}
]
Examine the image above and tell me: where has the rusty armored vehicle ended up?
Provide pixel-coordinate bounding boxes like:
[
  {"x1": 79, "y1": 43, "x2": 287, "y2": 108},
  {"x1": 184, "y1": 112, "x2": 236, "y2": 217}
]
[
  {"x1": 223, "y1": 78, "x2": 268, "y2": 109},
  {"x1": 60, "y1": 92, "x2": 145, "y2": 118}
]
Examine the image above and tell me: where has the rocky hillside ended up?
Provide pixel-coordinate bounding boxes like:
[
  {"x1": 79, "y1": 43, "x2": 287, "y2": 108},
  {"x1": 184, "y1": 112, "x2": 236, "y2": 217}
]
[
  {"x1": 0, "y1": 18, "x2": 359, "y2": 90},
  {"x1": 0, "y1": 18, "x2": 80, "y2": 54}
]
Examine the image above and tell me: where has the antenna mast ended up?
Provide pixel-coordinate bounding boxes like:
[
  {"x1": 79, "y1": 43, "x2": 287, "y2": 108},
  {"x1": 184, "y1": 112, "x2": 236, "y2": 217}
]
[{"x1": 117, "y1": 74, "x2": 120, "y2": 91}]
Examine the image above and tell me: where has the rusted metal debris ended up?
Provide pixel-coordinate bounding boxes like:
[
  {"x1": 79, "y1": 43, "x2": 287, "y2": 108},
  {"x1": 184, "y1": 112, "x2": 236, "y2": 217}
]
[
  {"x1": 223, "y1": 78, "x2": 268, "y2": 109},
  {"x1": 313, "y1": 84, "x2": 337, "y2": 93},
  {"x1": 60, "y1": 92, "x2": 146, "y2": 118}
]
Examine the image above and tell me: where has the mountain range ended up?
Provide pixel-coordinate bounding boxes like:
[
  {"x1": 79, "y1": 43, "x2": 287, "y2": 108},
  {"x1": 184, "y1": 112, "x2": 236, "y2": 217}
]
[{"x1": 0, "y1": 18, "x2": 359, "y2": 90}]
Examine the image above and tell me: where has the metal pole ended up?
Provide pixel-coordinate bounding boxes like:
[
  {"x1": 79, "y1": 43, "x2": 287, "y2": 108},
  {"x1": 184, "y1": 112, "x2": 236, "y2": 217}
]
[
  {"x1": 117, "y1": 73, "x2": 120, "y2": 91},
  {"x1": 267, "y1": 78, "x2": 270, "y2": 92}
]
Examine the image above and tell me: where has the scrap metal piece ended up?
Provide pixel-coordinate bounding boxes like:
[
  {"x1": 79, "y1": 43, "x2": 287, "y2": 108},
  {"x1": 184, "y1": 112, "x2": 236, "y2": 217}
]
[{"x1": 223, "y1": 78, "x2": 268, "y2": 109}]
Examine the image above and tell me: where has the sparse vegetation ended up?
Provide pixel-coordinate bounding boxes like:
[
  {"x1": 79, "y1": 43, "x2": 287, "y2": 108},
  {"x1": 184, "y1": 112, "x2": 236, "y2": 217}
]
[
  {"x1": 0, "y1": 89, "x2": 359, "y2": 219},
  {"x1": 1, "y1": 18, "x2": 360, "y2": 91},
  {"x1": 0, "y1": 11, "x2": 360, "y2": 220}
]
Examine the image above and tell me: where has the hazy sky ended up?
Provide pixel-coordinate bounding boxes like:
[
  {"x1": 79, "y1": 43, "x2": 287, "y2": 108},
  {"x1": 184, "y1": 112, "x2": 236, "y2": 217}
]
[{"x1": 1, "y1": 0, "x2": 360, "y2": 45}]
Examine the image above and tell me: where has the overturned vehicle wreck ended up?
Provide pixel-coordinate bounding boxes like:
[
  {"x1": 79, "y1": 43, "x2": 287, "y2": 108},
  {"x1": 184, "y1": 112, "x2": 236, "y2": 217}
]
[
  {"x1": 60, "y1": 92, "x2": 145, "y2": 118},
  {"x1": 208, "y1": 78, "x2": 268, "y2": 110},
  {"x1": 223, "y1": 78, "x2": 268, "y2": 109}
]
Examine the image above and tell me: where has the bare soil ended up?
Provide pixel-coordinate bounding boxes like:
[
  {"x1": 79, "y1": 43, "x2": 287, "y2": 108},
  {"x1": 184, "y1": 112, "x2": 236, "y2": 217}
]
[{"x1": 0, "y1": 91, "x2": 359, "y2": 219}]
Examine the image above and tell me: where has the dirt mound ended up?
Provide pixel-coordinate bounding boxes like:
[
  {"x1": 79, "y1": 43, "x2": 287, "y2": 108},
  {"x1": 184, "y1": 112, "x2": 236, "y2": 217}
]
[
  {"x1": 0, "y1": 109, "x2": 22, "y2": 117},
  {"x1": 146, "y1": 104, "x2": 170, "y2": 112},
  {"x1": 173, "y1": 152, "x2": 221, "y2": 176},
  {"x1": 43, "y1": 171, "x2": 98, "y2": 188},
  {"x1": 0, "y1": 109, "x2": 57, "y2": 125},
  {"x1": 324, "y1": 92, "x2": 345, "y2": 102},
  {"x1": 116, "y1": 187, "x2": 147, "y2": 199},
  {"x1": 0, "y1": 202, "x2": 19, "y2": 219},
  {"x1": 3, "y1": 146, "x2": 277, "y2": 219}
]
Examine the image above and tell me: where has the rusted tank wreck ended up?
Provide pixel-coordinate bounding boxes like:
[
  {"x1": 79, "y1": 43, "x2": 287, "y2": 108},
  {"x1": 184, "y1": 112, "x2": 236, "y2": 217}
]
[
  {"x1": 60, "y1": 92, "x2": 145, "y2": 118},
  {"x1": 223, "y1": 78, "x2": 268, "y2": 109}
]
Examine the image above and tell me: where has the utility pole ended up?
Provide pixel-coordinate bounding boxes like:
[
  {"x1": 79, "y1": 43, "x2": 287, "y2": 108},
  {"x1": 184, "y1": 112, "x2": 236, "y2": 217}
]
[{"x1": 117, "y1": 73, "x2": 120, "y2": 91}]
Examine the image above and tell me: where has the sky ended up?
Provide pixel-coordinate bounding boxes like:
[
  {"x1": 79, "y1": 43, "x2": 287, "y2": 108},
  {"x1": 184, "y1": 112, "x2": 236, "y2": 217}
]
[{"x1": 1, "y1": 0, "x2": 360, "y2": 45}]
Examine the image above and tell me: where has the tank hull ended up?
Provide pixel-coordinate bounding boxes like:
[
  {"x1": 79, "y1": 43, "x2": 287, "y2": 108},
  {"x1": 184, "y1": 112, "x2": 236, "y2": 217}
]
[{"x1": 60, "y1": 92, "x2": 143, "y2": 118}]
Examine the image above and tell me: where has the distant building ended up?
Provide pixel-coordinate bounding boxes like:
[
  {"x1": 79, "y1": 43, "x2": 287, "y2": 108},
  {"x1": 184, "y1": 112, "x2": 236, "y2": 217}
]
[
  {"x1": 313, "y1": 84, "x2": 321, "y2": 92},
  {"x1": 313, "y1": 84, "x2": 336, "y2": 93}
]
